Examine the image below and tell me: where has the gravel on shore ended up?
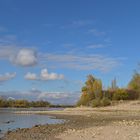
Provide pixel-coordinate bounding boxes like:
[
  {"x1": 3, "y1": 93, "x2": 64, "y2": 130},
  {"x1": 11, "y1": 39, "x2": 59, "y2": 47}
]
[{"x1": 1, "y1": 101, "x2": 140, "y2": 140}]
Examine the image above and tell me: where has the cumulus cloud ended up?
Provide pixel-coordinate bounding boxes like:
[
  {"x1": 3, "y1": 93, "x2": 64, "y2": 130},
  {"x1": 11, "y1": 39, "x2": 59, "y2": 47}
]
[
  {"x1": 0, "y1": 45, "x2": 121, "y2": 72},
  {"x1": 0, "y1": 46, "x2": 38, "y2": 67},
  {"x1": 40, "y1": 69, "x2": 64, "y2": 80},
  {"x1": 24, "y1": 72, "x2": 37, "y2": 80},
  {"x1": 0, "y1": 72, "x2": 16, "y2": 82},
  {"x1": 11, "y1": 49, "x2": 37, "y2": 67},
  {"x1": 25, "y1": 68, "x2": 64, "y2": 81}
]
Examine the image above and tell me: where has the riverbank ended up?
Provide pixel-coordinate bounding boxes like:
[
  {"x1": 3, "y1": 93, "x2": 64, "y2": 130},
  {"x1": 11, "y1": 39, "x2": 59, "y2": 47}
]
[{"x1": 2, "y1": 101, "x2": 140, "y2": 140}]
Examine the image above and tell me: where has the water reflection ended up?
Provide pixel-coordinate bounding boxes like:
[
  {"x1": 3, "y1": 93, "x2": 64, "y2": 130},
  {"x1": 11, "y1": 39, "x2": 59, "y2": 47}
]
[{"x1": 0, "y1": 108, "x2": 64, "y2": 138}]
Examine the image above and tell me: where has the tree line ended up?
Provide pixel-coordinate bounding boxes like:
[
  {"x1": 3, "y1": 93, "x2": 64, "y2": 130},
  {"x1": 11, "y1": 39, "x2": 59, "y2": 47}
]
[
  {"x1": 0, "y1": 99, "x2": 51, "y2": 108},
  {"x1": 77, "y1": 72, "x2": 140, "y2": 107}
]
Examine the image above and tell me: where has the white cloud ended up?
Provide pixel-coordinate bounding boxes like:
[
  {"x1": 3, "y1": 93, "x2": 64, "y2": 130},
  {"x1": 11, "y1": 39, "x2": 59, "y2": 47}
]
[
  {"x1": 41, "y1": 53, "x2": 120, "y2": 72},
  {"x1": 0, "y1": 45, "x2": 18, "y2": 59},
  {"x1": 0, "y1": 45, "x2": 121, "y2": 72},
  {"x1": 40, "y1": 69, "x2": 64, "y2": 80},
  {"x1": 37, "y1": 91, "x2": 81, "y2": 104},
  {"x1": 0, "y1": 72, "x2": 16, "y2": 82},
  {"x1": 11, "y1": 49, "x2": 37, "y2": 67},
  {"x1": 0, "y1": 90, "x2": 81, "y2": 105},
  {"x1": 0, "y1": 46, "x2": 38, "y2": 67},
  {"x1": 0, "y1": 35, "x2": 17, "y2": 44},
  {"x1": 24, "y1": 72, "x2": 37, "y2": 80},
  {"x1": 25, "y1": 68, "x2": 64, "y2": 81},
  {"x1": 0, "y1": 90, "x2": 41, "y2": 101},
  {"x1": 38, "y1": 92, "x2": 69, "y2": 99}
]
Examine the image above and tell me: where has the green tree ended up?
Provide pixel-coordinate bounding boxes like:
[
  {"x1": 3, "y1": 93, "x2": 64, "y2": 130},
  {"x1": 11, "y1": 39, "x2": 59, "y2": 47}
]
[
  {"x1": 77, "y1": 75, "x2": 103, "y2": 106},
  {"x1": 85, "y1": 75, "x2": 96, "y2": 98},
  {"x1": 113, "y1": 89, "x2": 129, "y2": 100},
  {"x1": 77, "y1": 92, "x2": 90, "y2": 106},
  {"x1": 93, "y1": 79, "x2": 103, "y2": 99},
  {"x1": 14, "y1": 100, "x2": 29, "y2": 108},
  {"x1": 128, "y1": 72, "x2": 140, "y2": 98}
]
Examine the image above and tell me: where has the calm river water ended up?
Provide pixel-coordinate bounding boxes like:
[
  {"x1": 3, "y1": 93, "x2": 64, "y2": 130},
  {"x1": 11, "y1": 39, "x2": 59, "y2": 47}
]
[{"x1": 0, "y1": 108, "x2": 64, "y2": 138}]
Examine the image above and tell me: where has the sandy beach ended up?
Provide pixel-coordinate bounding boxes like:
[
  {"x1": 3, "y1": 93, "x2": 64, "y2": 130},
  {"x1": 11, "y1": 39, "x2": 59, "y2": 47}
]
[{"x1": 2, "y1": 101, "x2": 140, "y2": 140}]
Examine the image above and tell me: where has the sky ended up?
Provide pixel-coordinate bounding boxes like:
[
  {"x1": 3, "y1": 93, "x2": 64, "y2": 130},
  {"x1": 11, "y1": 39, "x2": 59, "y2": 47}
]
[{"x1": 0, "y1": 0, "x2": 140, "y2": 104}]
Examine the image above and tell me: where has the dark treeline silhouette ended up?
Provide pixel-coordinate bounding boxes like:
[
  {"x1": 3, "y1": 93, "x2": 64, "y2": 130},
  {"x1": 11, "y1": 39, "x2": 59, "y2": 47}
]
[
  {"x1": 0, "y1": 99, "x2": 51, "y2": 108},
  {"x1": 0, "y1": 98, "x2": 75, "y2": 108}
]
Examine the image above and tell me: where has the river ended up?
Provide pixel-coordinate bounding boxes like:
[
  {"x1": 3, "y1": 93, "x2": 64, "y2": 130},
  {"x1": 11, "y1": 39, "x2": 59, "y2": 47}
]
[{"x1": 0, "y1": 108, "x2": 64, "y2": 138}]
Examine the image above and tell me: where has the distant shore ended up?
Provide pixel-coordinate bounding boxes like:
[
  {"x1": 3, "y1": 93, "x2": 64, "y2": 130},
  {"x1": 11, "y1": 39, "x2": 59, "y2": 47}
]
[{"x1": 2, "y1": 100, "x2": 140, "y2": 140}]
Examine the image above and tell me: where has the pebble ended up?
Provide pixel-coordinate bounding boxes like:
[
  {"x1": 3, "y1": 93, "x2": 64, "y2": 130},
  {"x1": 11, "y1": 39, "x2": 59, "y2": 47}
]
[
  {"x1": 115, "y1": 130, "x2": 119, "y2": 134},
  {"x1": 92, "y1": 133, "x2": 96, "y2": 138},
  {"x1": 72, "y1": 129, "x2": 76, "y2": 132}
]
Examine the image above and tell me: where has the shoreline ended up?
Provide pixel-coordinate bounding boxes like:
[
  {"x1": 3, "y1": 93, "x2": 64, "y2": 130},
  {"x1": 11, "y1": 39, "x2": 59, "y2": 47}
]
[{"x1": 2, "y1": 101, "x2": 140, "y2": 140}]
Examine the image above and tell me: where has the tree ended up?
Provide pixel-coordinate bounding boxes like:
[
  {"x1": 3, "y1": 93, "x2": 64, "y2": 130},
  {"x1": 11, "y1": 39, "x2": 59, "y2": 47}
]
[
  {"x1": 93, "y1": 79, "x2": 103, "y2": 99},
  {"x1": 14, "y1": 100, "x2": 29, "y2": 108},
  {"x1": 85, "y1": 75, "x2": 96, "y2": 96},
  {"x1": 77, "y1": 92, "x2": 90, "y2": 106},
  {"x1": 128, "y1": 72, "x2": 140, "y2": 98},
  {"x1": 113, "y1": 89, "x2": 129, "y2": 100},
  {"x1": 77, "y1": 75, "x2": 103, "y2": 106}
]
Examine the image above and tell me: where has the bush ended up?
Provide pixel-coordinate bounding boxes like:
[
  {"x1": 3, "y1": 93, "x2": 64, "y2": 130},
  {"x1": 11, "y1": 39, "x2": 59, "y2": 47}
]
[
  {"x1": 100, "y1": 97, "x2": 111, "y2": 106},
  {"x1": 126, "y1": 89, "x2": 139, "y2": 100},
  {"x1": 77, "y1": 93, "x2": 91, "y2": 106},
  {"x1": 113, "y1": 89, "x2": 129, "y2": 100},
  {"x1": 91, "y1": 98, "x2": 111, "y2": 107},
  {"x1": 104, "y1": 90, "x2": 114, "y2": 100},
  {"x1": 91, "y1": 99, "x2": 101, "y2": 107},
  {"x1": 128, "y1": 72, "x2": 140, "y2": 91}
]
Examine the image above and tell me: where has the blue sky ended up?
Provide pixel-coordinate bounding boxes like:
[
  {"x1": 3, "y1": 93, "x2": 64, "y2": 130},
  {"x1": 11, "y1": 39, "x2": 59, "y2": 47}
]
[{"x1": 0, "y1": 0, "x2": 140, "y2": 104}]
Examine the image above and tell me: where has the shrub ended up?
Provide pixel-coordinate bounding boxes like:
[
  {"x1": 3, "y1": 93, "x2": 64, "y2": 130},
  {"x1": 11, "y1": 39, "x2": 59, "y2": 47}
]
[
  {"x1": 77, "y1": 93, "x2": 91, "y2": 106},
  {"x1": 91, "y1": 99, "x2": 101, "y2": 107},
  {"x1": 128, "y1": 72, "x2": 140, "y2": 91},
  {"x1": 101, "y1": 97, "x2": 111, "y2": 106},
  {"x1": 91, "y1": 98, "x2": 111, "y2": 107},
  {"x1": 126, "y1": 89, "x2": 139, "y2": 100},
  {"x1": 113, "y1": 89, "x2": 129, "y2": 100},
  {"x1": 104, "y1": 90, "x2": 115, "y2": 100}
]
